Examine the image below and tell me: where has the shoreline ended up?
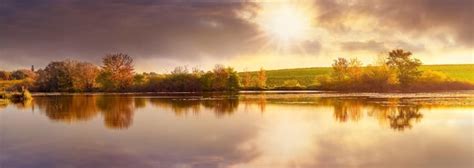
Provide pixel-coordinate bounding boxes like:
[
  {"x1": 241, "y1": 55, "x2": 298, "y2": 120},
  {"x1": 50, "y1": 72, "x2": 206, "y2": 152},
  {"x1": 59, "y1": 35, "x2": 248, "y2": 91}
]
[{"x1": 29, "y1": 90, "x2": 474, "y2": 98}]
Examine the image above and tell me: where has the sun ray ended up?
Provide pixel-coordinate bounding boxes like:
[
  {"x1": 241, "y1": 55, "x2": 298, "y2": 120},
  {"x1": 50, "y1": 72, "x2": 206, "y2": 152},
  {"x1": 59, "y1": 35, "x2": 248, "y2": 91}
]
[{"x1": 251, "y1": 0, "x2": 317, "y2": 52}]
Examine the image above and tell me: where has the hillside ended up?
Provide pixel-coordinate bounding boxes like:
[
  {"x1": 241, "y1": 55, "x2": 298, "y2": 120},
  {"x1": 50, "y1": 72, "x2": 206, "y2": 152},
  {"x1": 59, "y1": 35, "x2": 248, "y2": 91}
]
[{"x1": 241, "y1": 64, "x2": 474, "y2": 87}]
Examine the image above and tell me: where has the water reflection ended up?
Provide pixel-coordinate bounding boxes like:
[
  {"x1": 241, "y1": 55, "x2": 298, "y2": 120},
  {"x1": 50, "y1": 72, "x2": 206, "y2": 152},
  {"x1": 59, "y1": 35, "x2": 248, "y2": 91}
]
[
  {"x1": 331, "y1": 98, "x2": 423, "y2": 131},
  {"x1": 5, "y1": 95, "x2": 473, "y2": 131},
  {"x1": 35, "y1": 96, "x2": 99, "y2": 122},
  {"x1": 1, "y1": 94, "x2": 473, "y2": 168}
]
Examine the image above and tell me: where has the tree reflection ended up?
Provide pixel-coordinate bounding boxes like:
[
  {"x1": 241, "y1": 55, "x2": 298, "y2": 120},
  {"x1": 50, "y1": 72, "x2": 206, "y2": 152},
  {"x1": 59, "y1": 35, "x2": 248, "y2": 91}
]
[
  {"x1": 202, "y1": 98, "x2": 239, "y2": 117},
  {"x1": 387, "y1": 106, "x2": 422, "y2": 131},
  {"x1": 96, "y1": 96, "x2": 135, "y2": 129},
  {"x1": 35, "y1": 96, "x2": 99, "y2": 122},
  {"x1": 29, "y1": 95, "x2": 427, "y2": 131},
  {"x1": 333, "y1": 98, "x2": 424, "y2": 131},
  {"x1": 34, "y1": 95, "x2": 142, "y2": 130},
  {"x1": 149, "y1": 98, "x2": 201, "y2": 116},
  {"x1": 149, "y1": 97, "x2": 239, "y2": 117},
  {"x1": 333, "y1": 99, "x2": 363, "y2": 122}
]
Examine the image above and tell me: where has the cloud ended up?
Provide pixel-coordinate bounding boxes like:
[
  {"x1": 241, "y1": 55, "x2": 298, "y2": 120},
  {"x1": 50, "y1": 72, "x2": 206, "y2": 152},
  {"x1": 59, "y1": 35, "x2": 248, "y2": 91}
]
[
  {"x1": 0, "y1": 0, "x2": 262, "y2": 69},
  {"x1": 340, "y1": 40, "x2": 386, "y2": 52},
  {"x1": 0, "y1": 0, "x2": 472, "y2": 70},
  {"x1": 315, "y1": 0, "x2": 473, "y2": 46}
]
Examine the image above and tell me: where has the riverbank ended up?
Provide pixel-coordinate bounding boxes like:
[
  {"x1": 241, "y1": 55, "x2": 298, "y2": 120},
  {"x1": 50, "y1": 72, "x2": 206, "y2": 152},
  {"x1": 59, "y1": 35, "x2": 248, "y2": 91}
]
[{"x1": 28, "y1": 90, "x2": 474, "y2": 98}]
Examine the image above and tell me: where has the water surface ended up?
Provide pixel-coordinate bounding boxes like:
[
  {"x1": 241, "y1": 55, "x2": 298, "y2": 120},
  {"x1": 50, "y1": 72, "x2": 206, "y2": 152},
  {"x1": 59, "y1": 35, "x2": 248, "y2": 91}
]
[{"x1": 1, "y1": 93, "x2": 473, "y2": 168}]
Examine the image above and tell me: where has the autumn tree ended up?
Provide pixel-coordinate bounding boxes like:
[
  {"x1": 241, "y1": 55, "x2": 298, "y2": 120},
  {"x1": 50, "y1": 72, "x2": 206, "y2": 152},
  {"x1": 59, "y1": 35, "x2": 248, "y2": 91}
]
[
  {"x1": 202, "y1": 65, "x2": 240, "y2": 91},
  {"x1": 212, "y1": 65, "x2": 229, "y2": 90},
  {"x1": 332, "y1": 58, "x2": 349, "y2": 81},
  {"x1": 241, "y1": 69, "x2": 252, "y2": 88},
  {"x1": 0, "y1": 71, "x2": 11, "y2": 80},
  {"x1": 11, "y1": 69, "x2": 36, "y2": 80},
  {"x1": 226, "y1": 67, "x2": 240, "y2": 91},
  {"x1": 98, "y1": 53, "x2": 134, "y2": 91},
  {"x1": 386, "y1": 49, "x2": 422, "y2": 87},
  {"x1": 36, "y1": 60, "x2": 97, "y2": 92},
  {"x1": 71, "y1": 62, "x2": 100, "y2": 91},
  {"x1": 36, "y1": 61, "x2": 74, "y2": 92},
  {"x1": 348, "y1": 58, "x2": 363, "y2": 81},
  {"x1": 361, "y1": 65, "x2": 399, "y2": 91},
  {"x1": 257, "y1": 67, "x2": 267, "y2": 89}
]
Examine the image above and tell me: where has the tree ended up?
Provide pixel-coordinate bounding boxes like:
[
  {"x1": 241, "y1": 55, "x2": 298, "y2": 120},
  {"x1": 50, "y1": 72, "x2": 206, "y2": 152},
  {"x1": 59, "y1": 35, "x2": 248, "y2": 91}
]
[
  {"x1": 159, "y1": 66, "x2": 202, "y2": 92},
  {"x1": 348, "y1": 58, "x2": 363, "y2": 81},
  {"x1": 0, "y1": 71, "x2": 11, "y2": 80},
  {"x1": 212, "y1": 65, "x2": 229, "y2": 90},
  {"x1": 361, "y1": 65, "x2": 399, "y2": 91},
  {"x1": 99, "y1": 53, "x2": 134, "y2": 91},
  {"x1": 226, "y1": 67, "x2": 240, "y2": 91},
  {"x1": 332, "y1": 58, "x2": 349, "y2": 81},
  {"x1": 242, "y1": 70, "x2": 253, "y2": 88},
  {"x1": 71, "y1": 62, "x2": 99, "y2": 91},
  {"x1": 257, "y1": 67, "x2": 267, "y2": 89},
  {"x1": 133, "y1": 73, "x2": 146, "y2": 90},
  {"x1": 386, "y1": 49, "x2": 422, "y2": 87},
  {"x1": 36, "y1": 60, "x2": 99, "y2": 92},
  {"x1": 11, "y1": 69, "x2": 36, "y2": 80},
  {"x1": 200, "y1": 71, "x2": 215, "y2": 91},
  {"x1": 36, "y1": 61, "x2": 74, "y2": 92}
]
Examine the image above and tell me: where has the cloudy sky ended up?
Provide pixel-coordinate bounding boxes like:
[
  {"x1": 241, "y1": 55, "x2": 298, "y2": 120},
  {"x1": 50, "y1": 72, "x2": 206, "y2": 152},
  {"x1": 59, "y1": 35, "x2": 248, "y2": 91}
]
[{"x1": 1, "y1": 0, "x2": 472, "y2": 72}]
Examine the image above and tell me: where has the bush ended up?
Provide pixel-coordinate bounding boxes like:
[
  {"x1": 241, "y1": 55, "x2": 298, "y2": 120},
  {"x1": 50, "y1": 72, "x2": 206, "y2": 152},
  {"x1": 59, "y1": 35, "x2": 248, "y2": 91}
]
[
  {"x1": 316, "y1": 52, "x2": 474, "y2": 92},
  {"x1": 407, "y1": 70, "x2": 474, "y2": 91},
  {"x1": 274, "y1": 80, "x2": 305, "y2": 90}
]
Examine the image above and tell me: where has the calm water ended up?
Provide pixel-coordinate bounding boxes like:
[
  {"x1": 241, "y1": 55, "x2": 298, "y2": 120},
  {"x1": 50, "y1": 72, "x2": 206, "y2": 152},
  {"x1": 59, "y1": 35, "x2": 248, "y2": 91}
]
[{"x1": 1, "y1": 93, "x2": 473, "y2": 168}]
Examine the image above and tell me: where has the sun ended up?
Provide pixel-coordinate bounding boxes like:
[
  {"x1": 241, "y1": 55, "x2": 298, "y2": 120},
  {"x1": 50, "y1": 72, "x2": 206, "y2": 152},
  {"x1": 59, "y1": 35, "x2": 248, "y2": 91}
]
[{"x1": 255, "y1": 1, "x2": 315, "y2": 49}]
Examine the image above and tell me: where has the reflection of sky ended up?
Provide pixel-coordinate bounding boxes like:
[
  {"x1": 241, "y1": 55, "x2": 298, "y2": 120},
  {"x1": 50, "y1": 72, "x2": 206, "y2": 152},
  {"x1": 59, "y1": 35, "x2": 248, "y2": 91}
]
[{"x1": 1, "y1": 98, "x2": 473, "y2": 168}]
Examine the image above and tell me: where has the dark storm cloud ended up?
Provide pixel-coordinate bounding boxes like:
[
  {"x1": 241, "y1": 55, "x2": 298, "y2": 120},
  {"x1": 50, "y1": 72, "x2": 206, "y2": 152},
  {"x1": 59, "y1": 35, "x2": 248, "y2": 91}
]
[
  {"x1": 0, "y1": 0, "x2": 261, "y2": 69},
  {"x1": 316, "y1": 0, "x2": 473, "y2": 46}
]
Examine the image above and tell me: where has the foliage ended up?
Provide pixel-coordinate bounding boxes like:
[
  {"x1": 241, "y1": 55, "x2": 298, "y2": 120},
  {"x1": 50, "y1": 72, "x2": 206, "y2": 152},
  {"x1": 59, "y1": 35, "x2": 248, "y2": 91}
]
[
  {"x1": 241, "y1": 71, "x2": 252, "y2": 88},
  {"x1": 257, "y1": 67, "x2": 267, "y2": 89},
  {"x1": 407, "y1": 70, "x2": 474, "y2": 91},
  {"x1": 72, "y1": 62, "x2": 100, "y2": 91},
  {"x1": 99, "y1": 53, "x2": 134, "y2": 91},
  {"x1": 1, "y1": 49, "x2": 473, "y2": 93},
  {"x1": 315, "y1": 49, "x2": 474, "y2": 92},
  {"x1": 386, "y1": 49, "x2": 422, "y2": 87},
  {"x1": 359, "y1": 65, "x2": 399, "y2": 91},
  {"x1": 239, "y1": 64, "x2": 474, "y2": 89},
  {"x1": 36, "y1": 61, "x2": 75, "y2": 92},
  {"x1": 36, "y1": 60, "x2": 99, "y2": 92},
  {"x1": 157, "y1": 67, "x2": 202, "y2": 92},
  {"x1": 332, "y1": 58, "x2": 350, "y2": 81},
  {"x1": 0, "y1": 71, "x2": 11, "y2": 80},
  {"x1": 11, "y1": 69, "x2": 36, "y2": 80}
]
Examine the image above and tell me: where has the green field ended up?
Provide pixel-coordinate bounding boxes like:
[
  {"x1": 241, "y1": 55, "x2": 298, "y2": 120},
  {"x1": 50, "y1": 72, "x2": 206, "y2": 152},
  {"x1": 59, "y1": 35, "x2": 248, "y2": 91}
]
[{"x1": 241, "y1": 64, "x2": 474, "y2": 87}]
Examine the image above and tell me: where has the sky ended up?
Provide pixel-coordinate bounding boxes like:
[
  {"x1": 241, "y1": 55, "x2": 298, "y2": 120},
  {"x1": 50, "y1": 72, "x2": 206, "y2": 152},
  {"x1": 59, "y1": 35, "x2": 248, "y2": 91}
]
[{"x1": 1, "y1": 0, "x2": 472, "y2": 72}]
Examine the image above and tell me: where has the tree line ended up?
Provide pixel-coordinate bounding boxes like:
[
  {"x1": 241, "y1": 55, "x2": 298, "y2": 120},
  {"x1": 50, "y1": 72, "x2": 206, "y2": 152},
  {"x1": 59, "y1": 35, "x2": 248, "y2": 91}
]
[
  {"x1": 0, "y1": 53, "x2": 267, "y2": 92},
  {"x1": 316, "y1": 49, "x2": 473, "y2": 92},
  {"x1": 1, "y1": 49, "x2": 473, "y2": 92}
]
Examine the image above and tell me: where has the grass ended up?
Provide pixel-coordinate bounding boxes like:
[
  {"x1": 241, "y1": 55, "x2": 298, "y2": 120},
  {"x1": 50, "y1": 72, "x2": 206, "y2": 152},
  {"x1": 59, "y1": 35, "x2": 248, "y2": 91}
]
[{"x1": 240, "y1": 64, "x2": 474, "y2": 87}]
